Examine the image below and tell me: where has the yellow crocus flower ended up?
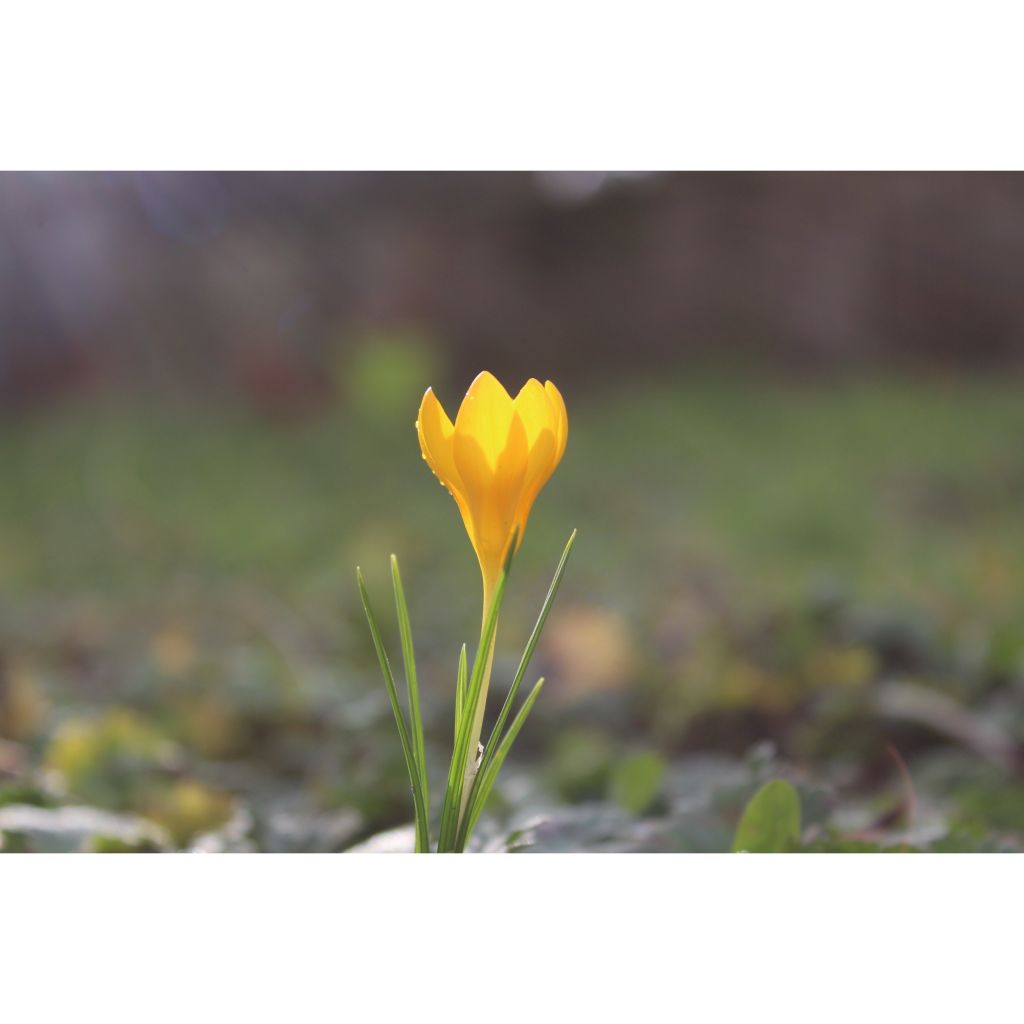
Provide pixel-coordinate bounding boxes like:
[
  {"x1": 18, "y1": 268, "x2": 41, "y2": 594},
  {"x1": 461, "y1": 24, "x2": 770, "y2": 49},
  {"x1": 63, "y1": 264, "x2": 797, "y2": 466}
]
[
  {"x1": 358, "y1": 370, "x2": 573, "y2": 848},
  {"x1": 417, "y1": 370, "x2": 568, "y2": 823},
  {"x1": 416, "y1": 370, "x2": 568, "y2": 605}
]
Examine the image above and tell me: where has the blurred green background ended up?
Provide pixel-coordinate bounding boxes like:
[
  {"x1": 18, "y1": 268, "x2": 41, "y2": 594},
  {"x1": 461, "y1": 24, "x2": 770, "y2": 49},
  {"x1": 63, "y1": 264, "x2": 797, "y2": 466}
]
[{"x1": 2, "y1": 173, "x2": 1023, "y2": 851}]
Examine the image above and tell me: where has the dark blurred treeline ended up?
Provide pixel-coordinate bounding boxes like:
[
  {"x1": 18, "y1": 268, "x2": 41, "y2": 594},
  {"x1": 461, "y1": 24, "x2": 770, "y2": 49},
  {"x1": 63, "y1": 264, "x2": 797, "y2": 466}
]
[{"x1": 3, "y1": 171, "x2": 1024, "y2": 411}]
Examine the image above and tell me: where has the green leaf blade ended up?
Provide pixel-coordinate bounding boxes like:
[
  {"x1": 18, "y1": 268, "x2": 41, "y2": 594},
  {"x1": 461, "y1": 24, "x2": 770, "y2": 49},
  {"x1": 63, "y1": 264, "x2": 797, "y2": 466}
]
[
  {"x1": 732, "y1": 780, "x2": 802, "y2": 853},
  {"x1": 357, "y1": 566, "x2": 431, "y2": 853},
  {"x1": 390, "y1": 555, "x2": 428, "y2": 813},
  {"x1": 461, "y1": 677, "x2": 546, "y2": 848},
  {"x1": 455, "y1": 643, "x2": 467, "y2": 745},
  {"x1": 478, "y1": 529, "x2": 576, "y2": 783}
]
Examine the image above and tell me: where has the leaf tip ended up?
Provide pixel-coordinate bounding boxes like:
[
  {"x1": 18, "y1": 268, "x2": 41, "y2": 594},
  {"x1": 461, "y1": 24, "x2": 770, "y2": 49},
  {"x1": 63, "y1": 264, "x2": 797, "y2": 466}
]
[{"x1": 502, "y1": 528, "x2": 520, "y2": 572}]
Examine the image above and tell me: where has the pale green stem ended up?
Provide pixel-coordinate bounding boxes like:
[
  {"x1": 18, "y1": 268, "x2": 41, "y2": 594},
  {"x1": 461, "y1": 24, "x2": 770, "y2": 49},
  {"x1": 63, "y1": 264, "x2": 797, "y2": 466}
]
[{"x1": 458, "y1": 576, "x2": 498, "y2": 825}]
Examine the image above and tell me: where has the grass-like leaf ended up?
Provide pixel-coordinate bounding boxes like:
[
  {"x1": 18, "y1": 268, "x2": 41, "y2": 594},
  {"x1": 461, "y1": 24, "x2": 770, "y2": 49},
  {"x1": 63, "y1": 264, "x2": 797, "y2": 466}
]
[
  {"x1": 454, "y1": 643, "x2": 467, "y2": 745},
  {"x1": 477, "y1": 529, "x2": 576, "y2": 784},
  {"x1": 357, "y1": 566, "x2": 430, "y2": 853},
  {"x1": 460, "y1": 677, "x2": 546, "y2": 848},
  {"x1": 391, "y1": 555, "x2": 428, "y2": 814}
]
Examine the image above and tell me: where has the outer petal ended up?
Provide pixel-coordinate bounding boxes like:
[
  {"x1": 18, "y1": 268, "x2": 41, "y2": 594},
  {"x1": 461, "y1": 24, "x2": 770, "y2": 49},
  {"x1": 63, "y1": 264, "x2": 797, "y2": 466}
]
[
  {"x1": 513, "y1": 379, "x2": 553, "y2": 447},
  {"x1": 417, "y1": 387, "x2": 477, "y2": 545},
  {"x1": 511, "y1": 379, "x2": 559, "y2": 546},
  {"x1": 544, "y1": 380, "x2": 569, "y2": 466},
  {"x1": 512, "y1": 428, "x2": 556, "y2": 546},
  {"x1": 417, "y1": 388, "x2": 463, "y2": 497}
]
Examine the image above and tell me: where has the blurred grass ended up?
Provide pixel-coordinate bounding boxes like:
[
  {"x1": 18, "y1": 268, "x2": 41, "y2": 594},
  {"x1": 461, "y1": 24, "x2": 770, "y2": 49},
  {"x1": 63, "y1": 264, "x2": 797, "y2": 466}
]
[
  {"x1": 3, "y1": 372, "x2": 1023, "y2": 618},
  {"x1": 1, "y1": 370, "x2": 1023, "y2": 850}
]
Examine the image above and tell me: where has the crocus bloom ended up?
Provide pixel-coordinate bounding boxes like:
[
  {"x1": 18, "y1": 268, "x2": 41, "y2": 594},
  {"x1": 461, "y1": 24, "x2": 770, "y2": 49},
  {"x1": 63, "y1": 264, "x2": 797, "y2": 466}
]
[{"x1": 417, "y1": 371, "x2": 568, "y2": 604}]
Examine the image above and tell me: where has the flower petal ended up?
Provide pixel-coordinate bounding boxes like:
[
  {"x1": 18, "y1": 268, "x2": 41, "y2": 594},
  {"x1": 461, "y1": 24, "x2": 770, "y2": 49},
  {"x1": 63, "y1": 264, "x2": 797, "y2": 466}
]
[
  {"x1": 512, "y1": 425, "x2": 556, "y2": 546},
  {"x1": 417, "y1": 388, "x2": 464, "y2": 497},
  {"x1": 544, "y1": 380, "x2": 569, "y2": 466},
  {"x1": 454, "y1": 380, "x2": 528, "y2": 586},
  {"x1": 454, "y1": 371, "x2": 516, "y2": 471},
  {"x1": 510, "y1": 379, "x2": 560, "y2": 544},
  {"x1": 513, "y1": 378, "x2": 553, "y2": 447}
]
